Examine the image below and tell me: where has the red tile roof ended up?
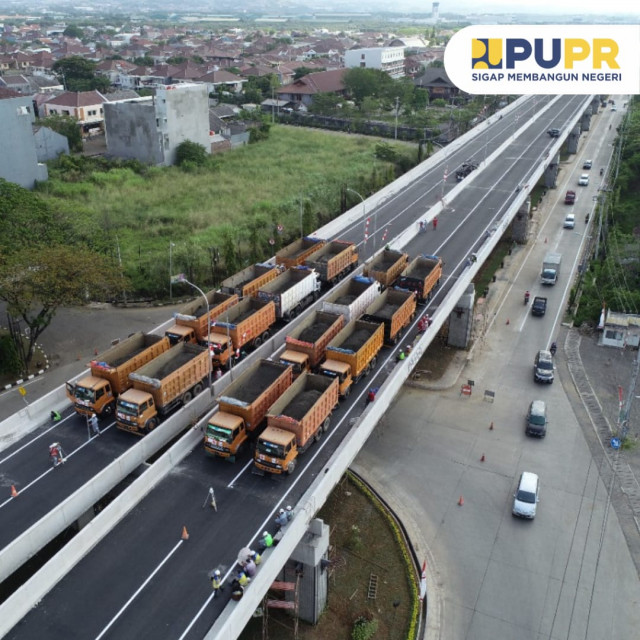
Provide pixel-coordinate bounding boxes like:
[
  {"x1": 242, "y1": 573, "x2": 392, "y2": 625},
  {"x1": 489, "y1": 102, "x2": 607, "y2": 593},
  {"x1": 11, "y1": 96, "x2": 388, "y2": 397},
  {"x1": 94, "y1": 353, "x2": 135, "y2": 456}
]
[{"x1": 45, "y1": 90, "x2": 108, "y2": 107}]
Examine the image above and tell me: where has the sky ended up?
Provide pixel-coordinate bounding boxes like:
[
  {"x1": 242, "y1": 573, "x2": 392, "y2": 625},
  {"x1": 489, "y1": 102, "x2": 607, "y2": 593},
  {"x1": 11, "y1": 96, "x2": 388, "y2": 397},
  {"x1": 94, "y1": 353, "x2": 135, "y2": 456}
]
[{"x1": 402, "y1": 0, "x2": 639, "y2": 15}]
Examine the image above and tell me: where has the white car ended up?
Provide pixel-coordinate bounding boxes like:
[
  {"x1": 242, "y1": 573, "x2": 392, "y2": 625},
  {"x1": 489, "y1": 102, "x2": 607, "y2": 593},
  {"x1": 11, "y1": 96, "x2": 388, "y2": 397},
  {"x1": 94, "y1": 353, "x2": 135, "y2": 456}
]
[
  {"x1": 578, "y1": 174, "x2": 589, "y2": 186},
  {"x1": 513, "y1": 472, "x2": 540, "y2": 519},
  {"x1": 564, "y1": 213, "x2": 575, "y2": 229}
]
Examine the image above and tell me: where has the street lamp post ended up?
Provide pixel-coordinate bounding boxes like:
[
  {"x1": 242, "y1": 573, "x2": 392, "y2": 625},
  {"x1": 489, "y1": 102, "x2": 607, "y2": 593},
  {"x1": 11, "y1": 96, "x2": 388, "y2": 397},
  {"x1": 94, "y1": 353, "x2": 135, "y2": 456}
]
[
  {"x1": 169, "y1": 242, "x2": 176, "y2": 302},
  {"x1": 345, "y1": 187, "x2": 368, "y2": 260},
  {"x1": 174, "y1": 275, "x2": 213, "y2": 395}
]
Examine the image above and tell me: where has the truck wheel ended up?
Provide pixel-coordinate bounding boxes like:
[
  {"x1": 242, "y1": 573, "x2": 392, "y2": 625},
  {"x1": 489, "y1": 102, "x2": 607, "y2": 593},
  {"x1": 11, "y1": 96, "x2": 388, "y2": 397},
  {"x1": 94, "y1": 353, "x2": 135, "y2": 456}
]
[
  {"x1": 254, "y1": 336, "x2": 263, "y2": 347},
  {"x1": 364, "y1": 363, "x2": 371, "y2": 376},
  {"x1": 322, "y1": 417, "x2": 331, "y2": 432},
  {"x1": 103, "y1": 402, "x2": 115, "y2": 417},
  {"x1": 315, "y1": 429, "x2": 322, "y2": 443},
  {"x1": 341, "y1": 386, "x2": 351, "y2": 400},
  {"x1": 370, "y1": 356, "x2": 378, "y2": 369},
  {"x1": 193, "y1": 383, "x2": 203, "y2": 396},
  {"x1": 182, "y1": 391, "x2": 193, "y2": 405},
  {"x1": 146, "y1": 419, "x2": 158, "y2": 433},
  {"x1": 261, "y1": 330, "x2": 271, "y2": 342},
  {"x1": 286, "y1": 460, "x2": 297, "y2": 475}
]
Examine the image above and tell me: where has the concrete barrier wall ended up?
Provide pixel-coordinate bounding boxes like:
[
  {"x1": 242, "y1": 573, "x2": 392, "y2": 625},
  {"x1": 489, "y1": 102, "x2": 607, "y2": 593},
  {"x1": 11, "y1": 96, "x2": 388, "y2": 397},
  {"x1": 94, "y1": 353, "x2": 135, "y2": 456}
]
[
  {"x1": 0, "y1": 420, "x2": 204, "y2": 637},
  {"x1": 0, "y1": 391, "x2": 210, "y2": 585}
]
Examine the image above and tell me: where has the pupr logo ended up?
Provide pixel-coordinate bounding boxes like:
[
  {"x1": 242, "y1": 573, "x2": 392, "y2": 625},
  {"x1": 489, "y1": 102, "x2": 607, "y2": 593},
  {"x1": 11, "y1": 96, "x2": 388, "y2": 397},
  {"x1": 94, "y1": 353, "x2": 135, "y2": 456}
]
[
  {"x1": 444, "y1": 25, "x2": 639, "y2": 95},
  {"x1": 471, "y1": 39, "x2": 502, "y2": 69}
]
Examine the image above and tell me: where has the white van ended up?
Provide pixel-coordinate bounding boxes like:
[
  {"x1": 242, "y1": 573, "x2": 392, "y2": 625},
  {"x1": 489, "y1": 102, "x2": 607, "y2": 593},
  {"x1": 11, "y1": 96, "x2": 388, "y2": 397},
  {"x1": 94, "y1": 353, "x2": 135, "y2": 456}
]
[
  {"x1": 512, "y1": 472, "x2": 540, "y2": 519},
  {"x1": 563, "y1": 213, "x2": 575, "y2": 229}
]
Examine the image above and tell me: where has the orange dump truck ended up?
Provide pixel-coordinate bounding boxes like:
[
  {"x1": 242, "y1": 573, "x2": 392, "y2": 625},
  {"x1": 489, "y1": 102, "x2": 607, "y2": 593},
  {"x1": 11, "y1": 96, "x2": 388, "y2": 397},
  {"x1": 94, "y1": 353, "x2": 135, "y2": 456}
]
[
  {"x1": 276, "y1": 237, "x2": 326, "y2": 269},
  {"x1": 303, "y1": 239, "x2": 358, "y2": 285},
  {"x1": 208, "y1": 298, "x2": 276, "y2": 369},
  {"x1": 204, "y1": 360, "x2": 292, "y2": 462},
  {"x1": 395, "y1": 254, "x2": 443, "y2": 304},
  {"x1": 320, "y1": 319, "x2": 385, "y2": 398},
  {"x1": 165, "y1": 291, "x2": 238, "y2": 345},
  {"x1": 279, "y1": 310, "x2": 345, "y2": 376},
  {"x1": 115, "y1": 342, "x2": 209, "y2": 435},
  {"x1": 219, "y1": 262, "x2": 281, "y2": 298},
  {"x1": 65, "y1": 332, "x2": 170, "y2": 419},
  {"x1": 362, "y1": 288, "x2": 417, "y2": 345},
  {"x1": 254, "y1": 373, "x2": 339, "y2": 475},
  {"x1": 363, "y1": 249, "x2": 410, "y2": 289}
]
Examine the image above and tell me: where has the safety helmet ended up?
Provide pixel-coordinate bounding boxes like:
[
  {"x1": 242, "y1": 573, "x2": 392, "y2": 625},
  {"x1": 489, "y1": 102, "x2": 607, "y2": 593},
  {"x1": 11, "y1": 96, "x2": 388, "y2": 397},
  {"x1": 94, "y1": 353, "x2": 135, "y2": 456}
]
[
  {"x1": 214, "y1": 569, "x2": 220, "y2": 576},
  {"x1": 263, "y1": 531, "x2": 269, "y2": 536},
  {"x1": 279, "y1": 508, "x2": 284, "y2": 514}
]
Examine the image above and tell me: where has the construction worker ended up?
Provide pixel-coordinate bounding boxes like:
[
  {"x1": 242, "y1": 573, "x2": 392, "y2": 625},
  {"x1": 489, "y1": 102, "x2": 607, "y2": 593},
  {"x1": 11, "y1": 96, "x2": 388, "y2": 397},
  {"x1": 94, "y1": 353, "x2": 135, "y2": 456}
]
[
  {"x1": 242, "y1": 558, "x2": 257, "y2": 578},
  {"x1": 365, "y1": 388, "x2": 377, "y2": 406},
  {"x1": 275, "y1": 509, "x2": 288, "y2": 528},
  {"x1": 285, "y1": 506, "x2": 294, "y2": 522},
  {"x1": 49, "y1": 442, "x2": 64, "y2": 467},
  {"x1": 397, "y1": 349, "x2": 406, "y2": 361},
  {"x1": 88, "y1": 412, "x2": 100, "y2": 436},
  {"x1": 259, "y1": 531, "x2": 273, "y2": 551},
  {"x1": 230, "y1": 579, "x2": 244, "y2": 601},
  {"x1": 50, "y1": 410, "x2": 62, "y2": 422},
  {"x1": 249, "y1": 549, "x2": 262, "y2": 565},
  {"x1": 211, "y1": 570, "x2": 224, "y2": 594},
  {"x1": 237, "y1": 570, "x2": 251, "y2": 587},
  {"x1": 432, "y1": 217, "x2": 438, "y2": 230}
]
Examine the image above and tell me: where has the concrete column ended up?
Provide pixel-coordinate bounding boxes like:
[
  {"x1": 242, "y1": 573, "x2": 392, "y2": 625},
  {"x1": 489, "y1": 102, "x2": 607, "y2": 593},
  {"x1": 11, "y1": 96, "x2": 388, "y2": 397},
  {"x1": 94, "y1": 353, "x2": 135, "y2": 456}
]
[
  {"x1": 511, "y1": 196, "x2": 531, "y2": 244},
  {"x1": 580, "y1": 110, "x2": 592, "y2": 131},
  {"x1": 567, "y1": 125, "x2": 581, "y2": 154},
  {"x1": 276, "y1": 518, "x2": 329, "y2": 624},
  {"x1": 447, "y1": 284, "x2": 475, "y2": 348},
  {"x1": 544, "y1": 154, "x2": 559, "y2": 189}
]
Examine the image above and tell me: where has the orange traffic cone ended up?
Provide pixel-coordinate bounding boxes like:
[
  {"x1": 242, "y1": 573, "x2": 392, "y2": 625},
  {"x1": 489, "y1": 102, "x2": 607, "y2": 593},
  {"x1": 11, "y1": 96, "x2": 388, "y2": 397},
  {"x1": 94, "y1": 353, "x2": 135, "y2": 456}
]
[
  {"x1": 506, "y1": 318, "x2": 510, "y2": 325},
  {"x1": 11, "y1": 485, "x2": 18, "y2": 498},
  {"x1": 480, "y1": 454, "x2": 485, "y2": 462},
  {"x1": 458, "y1": 495, "x2": 464, "y2": 506},
  {"x1": 181, "y1": 526, "x2": 189, "y2": 541},
  {"x1": 489, "y1": 421, "x2": 494, "y2": 430}
]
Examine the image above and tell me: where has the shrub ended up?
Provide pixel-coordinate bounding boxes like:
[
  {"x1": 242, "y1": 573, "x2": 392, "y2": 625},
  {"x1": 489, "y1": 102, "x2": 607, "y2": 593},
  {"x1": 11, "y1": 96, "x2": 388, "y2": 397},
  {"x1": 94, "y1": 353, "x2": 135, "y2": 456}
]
[
  {"x1": 175, "y1": 140, "x2": 208, "y2": 167},
  {"x1": 351, "y1": 615, "x2": 378, "y2": 640}
]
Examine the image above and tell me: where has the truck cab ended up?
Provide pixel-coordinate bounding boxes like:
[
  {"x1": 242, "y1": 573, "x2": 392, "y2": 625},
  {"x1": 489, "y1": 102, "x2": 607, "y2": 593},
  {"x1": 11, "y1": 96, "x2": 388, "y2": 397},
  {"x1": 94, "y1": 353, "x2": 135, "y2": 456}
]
[
  {"x1": 279, "y1": 349, "x2": 310, "y2": 377},
  {"x1": 165, "y1": 324, "x2": 197, "y2": 345},
  {"x1": 205, "y1": 412, "x2": 247, "y2": 461},
  {"x1": 255, "y1": 426, "x2": 298, "y2": 475},
  {"x1": 116, "y1": 389, "x2": 157, "y2": 434},
  {"x1": 65, "y1": 376, "x2": 114, "y2": 417},
  {"x1": 207, "y1": 332, "x2": 233, "y2": 368},
  {"x1": 319, "y1": 360, "x2": 352, "y2": 398}
]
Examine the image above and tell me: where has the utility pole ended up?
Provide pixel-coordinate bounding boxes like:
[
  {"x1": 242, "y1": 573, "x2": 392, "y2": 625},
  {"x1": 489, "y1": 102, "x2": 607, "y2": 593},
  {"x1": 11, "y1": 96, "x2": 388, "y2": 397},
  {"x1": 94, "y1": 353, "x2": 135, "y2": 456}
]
[
  {"x1": 394, "y1": 96, "x2": 399, "y2": 140},
  {"x1": 619, "y1": 355, "x2": 640, "y2": 442}
]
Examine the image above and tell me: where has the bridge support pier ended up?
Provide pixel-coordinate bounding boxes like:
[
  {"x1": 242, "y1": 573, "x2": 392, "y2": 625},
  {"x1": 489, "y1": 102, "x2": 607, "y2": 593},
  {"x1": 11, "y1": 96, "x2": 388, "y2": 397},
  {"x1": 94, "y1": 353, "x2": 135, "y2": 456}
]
[
  {"x1": 511, "y1": 196, "x2": 531, "y2": 244},
  {"x1": 448, "y1": 284, "x2": 475, "y2": 348},
  {"x1": 543, "y1": 154, "x2": 560, "y2": 189},
  {"x1": 567, "y1": 125, "x2": 581, "y2": 154},
  {"x1": 276, "y1": 518, "x2": 329, "y2": 624}
]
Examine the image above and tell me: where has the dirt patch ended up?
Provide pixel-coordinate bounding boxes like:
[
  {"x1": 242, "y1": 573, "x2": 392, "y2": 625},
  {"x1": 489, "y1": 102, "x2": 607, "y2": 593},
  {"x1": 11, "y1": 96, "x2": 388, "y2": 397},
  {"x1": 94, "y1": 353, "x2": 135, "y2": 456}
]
[
  {"x1": 413, "y1": 333, "x2": 460, "y2": 382},
  {"x1": 239, "y1": 474, "x2": 416, "y2": 640}
]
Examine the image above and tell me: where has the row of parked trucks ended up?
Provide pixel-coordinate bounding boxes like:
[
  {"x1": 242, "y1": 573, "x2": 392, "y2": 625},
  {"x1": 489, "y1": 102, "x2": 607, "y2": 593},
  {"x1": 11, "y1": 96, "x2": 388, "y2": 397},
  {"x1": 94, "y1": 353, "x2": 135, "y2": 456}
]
[{"x1": 65, "y1": 238, "x2": 442, "y2": 472}]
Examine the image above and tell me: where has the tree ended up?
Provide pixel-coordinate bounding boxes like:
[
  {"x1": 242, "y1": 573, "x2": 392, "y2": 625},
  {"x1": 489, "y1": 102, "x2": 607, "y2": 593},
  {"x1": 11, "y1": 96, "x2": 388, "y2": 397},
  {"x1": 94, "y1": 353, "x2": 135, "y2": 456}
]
[
  {"x1": 175, "y1": 140, "x2": 208, "y2": 167},
  {"x1": 52, "y1": 56, "x2": 109, "y2": 92},
  {"x1": 308, "y1": 92, "x2": 340, "y2": 115},
  {"x1": 343, "y1": 68, "x2": 394, "y2": 104},
  {"x1": 63, "y1": 24, "x2": 84, "y2": 39},
  {"x1": 166, "y1": 56, "x2": 188, "y2": 65},
  {"x1": 294, "y1": 66, "x2": 321, "y2": 80},
  {"x1": 133, "y1": 55, "x2": 154, "y2": 66},
  {"x1": 38, "y1": 114, "x2": 82, "y2": 152},
  {"x1": 0, "y1": 246, "x2": 126, "y2": 369}
]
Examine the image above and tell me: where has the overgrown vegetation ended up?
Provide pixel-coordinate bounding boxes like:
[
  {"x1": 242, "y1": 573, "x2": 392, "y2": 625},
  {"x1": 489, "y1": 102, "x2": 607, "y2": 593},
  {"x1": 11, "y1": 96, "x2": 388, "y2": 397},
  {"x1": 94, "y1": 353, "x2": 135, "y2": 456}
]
[
  {"x1": 35, "y1": 126, "x2": 416, "y2": 297},
  {"x1": 573, "y1": 97, "x2": 640, "y2": 326}
]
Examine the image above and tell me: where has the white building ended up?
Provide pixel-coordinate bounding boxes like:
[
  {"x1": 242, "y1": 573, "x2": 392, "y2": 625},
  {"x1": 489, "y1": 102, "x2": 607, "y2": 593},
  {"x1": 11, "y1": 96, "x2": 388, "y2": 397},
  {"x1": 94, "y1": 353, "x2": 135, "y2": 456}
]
[{"x1": 344, "y1": 47, "x2": 405, "y2": 79}]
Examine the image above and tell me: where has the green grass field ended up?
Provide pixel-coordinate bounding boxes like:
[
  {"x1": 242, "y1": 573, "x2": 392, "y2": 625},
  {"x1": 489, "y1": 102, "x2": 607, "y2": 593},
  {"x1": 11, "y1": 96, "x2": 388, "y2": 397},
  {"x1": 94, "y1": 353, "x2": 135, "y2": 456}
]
[{"x1": 42, "y1": 127, "x2": 403, "y2": 295}]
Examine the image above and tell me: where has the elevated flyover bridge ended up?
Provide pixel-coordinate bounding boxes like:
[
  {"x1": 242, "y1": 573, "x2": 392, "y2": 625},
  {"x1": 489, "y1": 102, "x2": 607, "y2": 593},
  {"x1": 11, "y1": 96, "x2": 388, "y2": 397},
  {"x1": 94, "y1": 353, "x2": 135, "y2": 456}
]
[{"x1": 0, "y1": 95, "x2": 595, "y2": 639}]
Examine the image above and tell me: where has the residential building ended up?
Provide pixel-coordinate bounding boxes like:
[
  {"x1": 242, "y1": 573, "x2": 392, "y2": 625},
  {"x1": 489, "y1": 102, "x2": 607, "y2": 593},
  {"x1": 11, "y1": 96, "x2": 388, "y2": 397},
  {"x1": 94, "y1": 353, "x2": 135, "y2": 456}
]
[
  {"x1": 0, "y1": 74, "x2": 31, "y2": 94},
  {"x1": 344, "y1": 47, "x2": 405, "y2": 79},
  {"x1": 43, "y1": 90, "x2": 109, "y2": 134},
  {"x1": 413, "y1": 68, "x2": 459, "y2": 100},
  {"x1": 104, "y1": 83, "x2": 210, "y2": 166},
  {"x1": 276, "y1": 69, "x2": 347, "y2": 109},
  {"x1": 0, "y1": 88, "x2": 48, "y2": 188}
]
